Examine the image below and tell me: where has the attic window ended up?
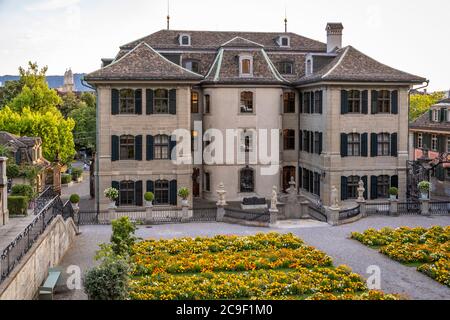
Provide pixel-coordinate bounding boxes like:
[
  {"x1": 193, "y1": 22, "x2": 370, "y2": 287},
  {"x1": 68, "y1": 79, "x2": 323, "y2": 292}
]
[
  {"x1": 280, "y1": 36, "x2": 290, "y2": 47},
  {"x1": 279, "y1": 61, "x2": 293, "y2": 74},
  {"x1": 306, "y1": 58, "x2": 313, "y2": 76},
  {"x1": 179, "y1": 34, "x2": 191, "y2": 46},
  {"x1": 239, "y1": 56, "x2": 253, "y2": 77},
  {"x1": 183, "y1": 60, "x2": 199, "y2": 73}
]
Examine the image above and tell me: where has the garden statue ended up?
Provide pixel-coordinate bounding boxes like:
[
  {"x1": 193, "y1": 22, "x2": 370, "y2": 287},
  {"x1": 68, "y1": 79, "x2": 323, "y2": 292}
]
[
  {"x1": 287, "y1": 176, "x2": 296, "y2": 194},
  {"x1": 270, "y1": 186, "x2": 278, "y2": 210},
  {"x1": 357, "y1": 180, "x2": 365, "y2": 202},
  {"x1": 216, "y1": 182, "x2": 227, "y2": 206},
  {"x1": 330, "y1": 185, "x2": 340, "y2": 209}
]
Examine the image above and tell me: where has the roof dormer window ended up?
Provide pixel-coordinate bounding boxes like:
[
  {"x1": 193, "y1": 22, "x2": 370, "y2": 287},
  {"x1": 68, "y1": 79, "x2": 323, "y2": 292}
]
[
  {"x1": 306, "y1": 57, "x2": 313, "y2": 76},
  {"x1": 179, "y1": 34, "x2": 191, "y2": 46},
  {"x1": 239, "y1": 55, "x2": 253, "y2": 77},
  {"x1": 277, "y1": 36, "x2": 290, "y2": 47}
]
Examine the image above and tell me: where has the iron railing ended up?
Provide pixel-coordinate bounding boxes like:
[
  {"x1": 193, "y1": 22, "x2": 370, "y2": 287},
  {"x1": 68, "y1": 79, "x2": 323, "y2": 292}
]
[
  {"x1": 33, "y1": 186, "x2": 59, "y2": 215},
  {"x1": 339, "y1": 205, "x2": 361, "y2": 220},
  {"x1": 365, "y1": 202, "x2": 390, "y2": 215},
  {"x1": 224, "y1": 208, "x2": 270, "y2": 223},
  {"x1": 398, "y1": 202, "x2": 421, "y2": 215},
  {"x1": 429, "y1": 202, "x2": 450, "y2": 215}
]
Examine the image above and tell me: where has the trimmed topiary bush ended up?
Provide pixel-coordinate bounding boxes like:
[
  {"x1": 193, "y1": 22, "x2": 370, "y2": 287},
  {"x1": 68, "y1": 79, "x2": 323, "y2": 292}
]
[
  {"x1": 144, "y1": 192, "x2": 154, "y2": 202},
  {"x1": 61, "y1": 174, "x2": 72, "y2": 184},
  {"x1": 70, "y1": 194, "x2": 80, "y2": 204},
  {"x1": 11, "y1": 184, "x2": 34, "y2": 200},
  {"x1": 8, "y1": 196, "x2": 29, "y2": 215}
]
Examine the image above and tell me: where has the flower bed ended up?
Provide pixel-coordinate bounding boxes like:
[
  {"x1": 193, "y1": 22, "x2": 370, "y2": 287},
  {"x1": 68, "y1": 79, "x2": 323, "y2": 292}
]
[
  {"x1": 351, "y1": 226, "x2": 450, "y2": 287},
  {"x1": 129, "y1": 233, "x2": 399, "y2": 300}
]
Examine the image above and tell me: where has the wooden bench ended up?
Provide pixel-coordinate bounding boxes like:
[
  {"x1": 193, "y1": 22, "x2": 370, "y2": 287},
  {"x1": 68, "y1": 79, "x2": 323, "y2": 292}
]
[{"x1": 39, "y1": 268, "x2": 62, "y2": 300}]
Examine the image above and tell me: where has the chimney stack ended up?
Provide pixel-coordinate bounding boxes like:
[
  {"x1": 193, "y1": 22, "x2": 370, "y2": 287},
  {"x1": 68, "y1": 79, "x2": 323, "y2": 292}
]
[{"x1": 326, "y1": 23, "x2": 344, "y2": 53}]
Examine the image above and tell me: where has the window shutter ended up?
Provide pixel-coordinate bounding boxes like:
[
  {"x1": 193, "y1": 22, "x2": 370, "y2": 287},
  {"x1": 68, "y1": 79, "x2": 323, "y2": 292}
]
[
  {"x1": 111, "y1": 89, "x2": 119, "y2": 115},
  {"x1": 146, "y1": 135, "x2": 154, "y2": 160},
  {"x1": 169, "y1": 89, "x2": 177, "y2": 115},
  {"x1": 299, "y1": 92, "x2": 303, "y2": 114},
  {"x1": 361, "y1": 133, "x2": 368, "y2": 157},
  {"x1": 319, "y1": 132, "x2": 323, "y2": 154},
  {"x1": 111, "y1": 135, "x2": 119, "y2": 161},
  {"x1": 441, "y1": 108, "x2": 446, "y2": 122},
  {"x1": 309, "y1": 171, "x2": 314, "y2": 193},
  {"x1": 112, "y1": 181, "x2": 120, "y2": 206},
  {"x1": 436, "y1": 165, "x2": 445, "y2": 182},
  {"x1": 391, "y1": 133, "x2": 398, "y2": 157},
  {"x1": 299, "y1": 131, "x2": 303, "y2": 151},
  {"x1": 413, "y1": 133, "x2": 418, "y2": 149},
  {"x1": 391, "y1": 90, "x2": 398, "y2": 115},
  {"x1": 341, "y1": 176, "x2": 348, "y2": 201},
  {"x1": 135, "y1": 181, "x2": 143, "y2": 206},
  {"x1": 370, "y1": 133, "x2": 378, "y2": 157},
  {"x1": 362, "y1": 176, "x2": 368, "y2": 200},
  {"x1": 310, "y1": 93, "x2": 315, "y2": 114},
  {"x1": 169, "y1": 135, "x2": 177, "y2": 160},
  {"x1": 15, "y1": 151, "x2": 21, "y2": 165},
  {"x1": 340, "y1": 133, "x2": 348, "y2": 157},
  {"x1": 390, "y1": 175, "x2": 398, "y2": 189},
  {"x1": 371, "y1": 91, "x2": 378, "y2": 114},
  {"x1": 438, "y1": 135, "x2": 446, "y2": 153},
  {"x1": 298, "y1": 166, "x2": 303, "y2": 189},
  {"x1": 341, "y1": 90, "x2": 348, "y2": 114},
  {"x1": 310, "y1": 131, "x2": 314, "y2": 154},
  {"x1": 169, "y1": 180, "x2": 177, "y2": 205},
  {"x1": 135, "y1": 135, "x2": 142, "y2": 161},
  {"x1": 146, "y1": 89, "x2": 154, "y2": 114},
  {"x1": 146, "y1": 180, "x2": 155, "y2": 196},
  {"x1": 362, "y1": 90, "x2": 368, "y2": 114},
  {"x1": 423, "y1": 134, "x2": 431, "y2": 150},
  {"x1": 135, "y1": 89, "x2": 142, "y2": 114},
  {"x1": 319, "y1": 91, "x2": 323, "y2": 114},
  {"x1": 370, "y1": 176, "x2": 378, "y2": 200},
  {"x1": 429, "y1": 109, "x2": 433, "y2": 121}
]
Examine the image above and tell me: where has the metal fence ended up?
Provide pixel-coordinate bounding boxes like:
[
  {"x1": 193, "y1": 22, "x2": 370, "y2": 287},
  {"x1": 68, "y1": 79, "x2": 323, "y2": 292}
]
[
  {"x1": 339, "y1": 205, "x2": 361, "y2": 220},
  {"x1": 365, "y1": 202, "x2": 390, "y2": 215},
  {"x1": 33, "y1": 186, "x2": 59, "y2": 215},
  {"x1": 430, "y1": 202, "x2": 450, "y2": 215},
  {"x1": 398, "y1": 202, "x2": 421, "y2": 215},
  {"x1": 224, "y1": 208, "x2": 270, "y2": 223}
]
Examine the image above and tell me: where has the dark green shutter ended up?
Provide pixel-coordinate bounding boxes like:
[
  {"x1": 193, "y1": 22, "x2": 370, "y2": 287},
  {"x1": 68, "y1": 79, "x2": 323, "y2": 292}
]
[
  {"x1": 361, "y1": 133, "x2": 368, "y2": 157},
  {"x1": 362, "y1": 90, "x2": 368, "y2": 114},
  {"x1": 390, "y1": 175, "x2": 398, "y2": 189},
  {"x1": 341, "y1": 90, "x2": 348, "y2": 114},
  {"x1": 413, "y1": 133, "x2": 418, "y2": 148},
  {"x1": 371, "y1": 133, "x2": 378, "y2": 157},
  {"x1": 146, "y1": 135, "x2": 154, "y2": 160},
  {"x1": 169, "y1": 89, "x2": 177, "y2": 115},
  {"x1": 340, "y1": 133, "x2": 348, "y2": 157},
  {"x1": 318, "y1": 91, "x2": 323, "y2": 114},
  {"x1": 391, "y1": 90, "x2": 398, "y2": 114},
  {"x1": 169, "y1": 180, "x2": 177, "y2": 205},
  {"x1": 135, "y1": 181, "x2": 143, "y2": 206},
  {"x1": 146, "y1": 89, "x2": 154, "y2": 114},
  {"x1": 319, "y1": 132, "x2": 323, "y2": 154},
  {"x1": 299, "y1": 92, "x2": 303, "y2": 114},
  {"x1": 146, "y1": 180, "x2": 154, "y2": 193},
  {"x1": 370, "y1": 176, "x2": 378, "y2": 200},
  {"x1": 436, "y1": 165, "x2": 445, "y2": 182},
  {"x1": 441, "y1": 108, "x2": 447, "y2": 122},
  {"x1": 310, "y1": 92, "x2": 315, "y2": 114},
  {"x1": 438, "y1": 135, "x2": 446, "y2": 153},
  {"x1": 298, "y1": 166, "x2": 303, "y2": 189},
  {"x1": 423, "y1": 134, "x2": 431, "y2": 150},
  {"x1": 299, "y1": 131, "x2": 303, "y2": 151},
  {"x1": 429, "y1": 109, "x2": 433, "y2": 121},
  {"x1": 362, "y1": 176, "x2": 368, "y2": 200},
  {"x1": 371, "y1": 90, "x2": 378, "y2": 114},
  {"x1": 135, "y1": 89, "x2": 142, "y2": 114},
  {"x1": 111, "y1": 135, "x2": 119, "y2": 161},
  {"x1": 391, "y1": 133, "x2": 397, "y2": 157},
  {"x1": 310, "y1": 131, "x2": 314, "y2": 154},
  {"x1": 135, "y1": 135, "x2": 142, "y2": 161},
  {"x1": 111, "y1": 89, "x2": 119, "y2": 115},
  {"x1": 112, "y1": 181, "x2": 120, "y2": 206},
  {"x1": 169, "y1": 135, "x2": 177, "y2": 160},
  {"x1": 309, "y1": 171, "x2": 314, "y2": 193},
  {"x1": 15, "y1": 151, "x2": 21, "y2": 165},
  {"x1": 341, "y1": 176, "x2": 348, "y2": 200}
]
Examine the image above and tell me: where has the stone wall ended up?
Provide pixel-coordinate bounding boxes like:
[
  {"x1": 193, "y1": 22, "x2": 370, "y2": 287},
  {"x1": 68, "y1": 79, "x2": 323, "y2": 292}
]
[{"x1": 0, "y1": 216, "x2": 77, "y2": 300}]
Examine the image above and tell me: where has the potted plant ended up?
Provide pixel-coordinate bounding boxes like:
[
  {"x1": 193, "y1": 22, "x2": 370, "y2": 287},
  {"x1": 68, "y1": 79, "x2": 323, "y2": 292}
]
[
  {"x1": 178, "y1": 187, "x2": 190, "y2": 206},
  {"x1": 104, "y1": 187, "x2": 119, "y2": 208},
  {"x1": 144, "y1": 192, "x2": 154, "y2": 207},
  {"x1": 70, "y1": 194, "x2": 80, "y2": 209},
  {"x1": 388, "y1": 187, "x2": 398, "y2": 200},
  {"x1": 418, "y1": 181, "x2": 431, "y2": 199}
]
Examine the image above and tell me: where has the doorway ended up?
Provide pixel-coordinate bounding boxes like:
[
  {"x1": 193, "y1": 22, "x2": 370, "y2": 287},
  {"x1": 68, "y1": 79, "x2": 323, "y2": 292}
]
[
  {"x1": 282, "y1": 166, "x2": 296, "y2": 192},
  {"x1": 192, "y1": 168, "x2": 200, "y2": 197}
]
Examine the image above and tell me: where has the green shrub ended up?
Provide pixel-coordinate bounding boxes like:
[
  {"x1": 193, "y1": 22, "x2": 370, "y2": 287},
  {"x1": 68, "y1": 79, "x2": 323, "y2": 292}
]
[
  {"x1": 388, "y1": 187, "x2": 398, "y2": 196},
  {"x1": 144, "y1": 192, "x2": 154, "y2": 202},
  {"x1": 110, "y1": 216, "x2": 137, "y2": 257},
  {"x1": 6, "y1": 163, "x2": 20, "y2": 179},
  {"x1": 178, "y1": 187, "x2": 190, "y2": 200},
  {"x1": 8, "y1": 196, "x2": 29, "y2": 215},
  {"x1": 70, "y1": 194, "x2": 80, "y2": 204},
  {"x1": 11, "y1": 184, "x2": 34, "y2": 200},
  {"x1": 61, "y1": 174, "x2": 71, "y2": 184},
  {"x1": 71, "y1": 167, "x2": 83, "y2": 180}
]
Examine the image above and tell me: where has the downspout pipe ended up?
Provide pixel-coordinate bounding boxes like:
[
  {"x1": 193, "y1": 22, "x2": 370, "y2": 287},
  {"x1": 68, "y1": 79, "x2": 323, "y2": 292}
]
[{"x1": 408, "y1": 80, "x2": 429, "y2": 161}]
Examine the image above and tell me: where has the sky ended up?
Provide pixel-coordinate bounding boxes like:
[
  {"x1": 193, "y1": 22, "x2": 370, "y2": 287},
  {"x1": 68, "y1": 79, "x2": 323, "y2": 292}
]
[{"x1": 0, "y1": 0, "x2": 449, "y2": 91}]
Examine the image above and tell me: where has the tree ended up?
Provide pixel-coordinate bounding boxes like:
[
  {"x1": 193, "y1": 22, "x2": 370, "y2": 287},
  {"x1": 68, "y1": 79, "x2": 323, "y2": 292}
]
[
  {"x1": 60, "y1": 92, "x2": 86, "y2": 118},
  {"x1": 410, "y1": 92, "x2": 445, "y2": 121},
  {"x1": 69, "y1": 97, "x2": 96, "y2": 150},
  {"x1": 0, "y1": 80, "x2": 23, "y2": 109}
]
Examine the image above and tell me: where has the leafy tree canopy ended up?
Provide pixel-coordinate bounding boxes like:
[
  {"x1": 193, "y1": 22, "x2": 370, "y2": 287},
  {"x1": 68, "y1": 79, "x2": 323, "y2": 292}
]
[{"x1": 410, "y1": 91, "x2": 445, "y2": 121}]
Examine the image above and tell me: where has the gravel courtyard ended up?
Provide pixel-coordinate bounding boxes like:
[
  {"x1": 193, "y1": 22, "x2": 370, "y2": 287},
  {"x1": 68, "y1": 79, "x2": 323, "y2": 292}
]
[{"x1": 54, "y1": 215, "x2": 450, "y2": 300}]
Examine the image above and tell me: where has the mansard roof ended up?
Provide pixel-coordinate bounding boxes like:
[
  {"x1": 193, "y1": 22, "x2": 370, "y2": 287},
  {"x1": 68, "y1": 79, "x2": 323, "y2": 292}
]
[
  {"x1": 297, "y1": 46, "x2": 426, "y2": 84},
  {"x1": 85, "y1": 42, "x2": 203, "y2": 82},
  {"x1": 410, "y1": 111, "x2": 450, "y2": 132}
]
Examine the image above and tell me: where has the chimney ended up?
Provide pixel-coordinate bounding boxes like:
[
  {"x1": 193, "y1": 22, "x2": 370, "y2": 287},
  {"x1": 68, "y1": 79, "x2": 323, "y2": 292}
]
[{"x1": 326, "y1": 23, "x2": 344, "y2": 53}]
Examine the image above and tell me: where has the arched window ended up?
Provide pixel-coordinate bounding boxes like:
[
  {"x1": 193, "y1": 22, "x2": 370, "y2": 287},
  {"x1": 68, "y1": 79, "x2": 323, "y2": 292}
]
[
  {"x1": 239, "y1": 56, "x2": 253, "y2": 77},
  {"x1": 240, "y1": 166, "x2": 254, "y2": 193},
  {"x1": 119, "y1": 135, "x2": 135, "y2": 160},
  {"x1": 240, "y1": 91, "x2": 253, "y2": 113},
  {"x1": 154, "y1": 179, "x2": 169, "y2": 205},
  {"x1": 119, "y1": 180, "x2": 135, "y2": 206},
  {"x1": 180, "y1": 34, "x2": 191, "y2": 46},
  {"x1": 154, "y1": 89, "x2": 169, "y2": 114},
  {"x1": 154, "y1": 135, "x2": 169, "y2": 159},
  {"x1": 119, "y1": 89, "x2": 134, "y2": 114},
  {"x1": 306, "y1": 59, "x2": 312, "y2": 75}
]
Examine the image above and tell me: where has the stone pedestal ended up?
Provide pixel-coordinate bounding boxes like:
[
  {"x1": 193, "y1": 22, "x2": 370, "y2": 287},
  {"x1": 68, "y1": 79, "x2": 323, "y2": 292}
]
[
  {"x1": 420, "y1": 199, "x2": 430, "y2": 216},
  {"x1": 269, "y1": 208, "x2": 278, "y2": 226},
  {"x1": 389, "y1": 199, "x2": 399, "y2": 216},
  {"x1": 300, "y1": 201, "x2": 310, "y2": 219},
  {"x1": 181, "y1": 204, "x2": 190, "y2": 222},
  {"x1": 356, "y1": 200, "x2": 366, "y2": 217},
  {"x1": 326, "y1": 207, "x2": 340, "y2": 226},
  {"x1": 145, "y1": 206, "x2": 153, "y2": 224}
]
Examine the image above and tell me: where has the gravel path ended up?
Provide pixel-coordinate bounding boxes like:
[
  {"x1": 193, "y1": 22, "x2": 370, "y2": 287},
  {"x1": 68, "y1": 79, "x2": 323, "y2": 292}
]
[{"x1": 54, "y1": 216, "x2": 450, "y2": 300}]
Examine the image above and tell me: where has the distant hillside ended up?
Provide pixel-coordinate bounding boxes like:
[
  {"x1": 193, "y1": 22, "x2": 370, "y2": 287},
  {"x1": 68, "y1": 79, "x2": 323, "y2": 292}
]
[{"x1": 0, "y1": 73, "x2": 93, "y2": 92}]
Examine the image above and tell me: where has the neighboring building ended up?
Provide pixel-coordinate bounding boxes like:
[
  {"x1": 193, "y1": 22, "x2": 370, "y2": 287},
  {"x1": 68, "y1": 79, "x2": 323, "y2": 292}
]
[
  {"x1": 0, "y1": 156, "x2": 8, "y2": 225},
  {"x1": 0, "y1": 132, "x2": 57, "y2": 193},
  {"x1": 410, "y1": 98, "x2": 450, "y2": 197},
  {"x1": 85, "y1": 23, "x2": 425, "y2": 210}
]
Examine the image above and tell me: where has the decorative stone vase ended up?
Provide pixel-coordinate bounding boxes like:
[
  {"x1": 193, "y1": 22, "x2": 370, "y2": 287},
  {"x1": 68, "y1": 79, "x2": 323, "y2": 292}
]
[
  {"x1": 71, "y1": 202, "x2": 79, "y2": 210},
  {"x1": 181, "y1": 199, "x2": 189, "y2": 206},
  {"x1": 389, "y1": 195, "x2": 397, "y2": 201},
  {"x1": 420, "y1": 192, "x2": 429, "y2": 200},
  {"x1": 108, "y1": 200, "x2": 117, "y2": 209},
  {"x1": 145, "y1": 200, "x2": 153, "y2": 208}
]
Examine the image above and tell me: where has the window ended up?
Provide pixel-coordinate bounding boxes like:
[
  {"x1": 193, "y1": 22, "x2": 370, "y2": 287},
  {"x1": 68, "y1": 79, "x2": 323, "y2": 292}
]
[
  {"x1": 377, "y1": 90, "x2": 391, "y2": 113},
  {"x1": 184, "y1": 60, "x2": 199, "y2": 73},
  {"x1": 431, "y1": 134, "x2": 438, "y2": 151},
  {"x1": 204, "y1": 172, "x2": 211, "y2": 192},
  {"x1": 348, "y1": 133, "x2": 360, "y2": 156},
  {"x1": 154, "y1": 89, "x2": 169, "y2": 114},
  {"x1": 348, "y1": 90, "x2": 361, "y2": 113},
  {"x1": 377, "y1": 133, "x2": 390, "y2": 156},
  {"x1": 204, "y1": 94, "x2": 210, "y2": 114},
  {"x1": 418, "y1": 133, "x2": 423, "y2": 149},
  {"x1": 119, "y1": 89, "x2": 134, "y2": 114},
  {"x1": 283, "y1": 129, "x2": 295, "y2": 150},
  {"x1": 347, "y1": 176, "x2": 360, "y2": 199},
  {"x1": 180, "y1": 35, "x2": 191, "y2": 46},
  {"x1": 241, "y1": 130, "x2": 254, "y2": 153},
  {"x1": 303, "y1": 131, "x2": 309, "y2": 152},
  {"x1": 191, "y1": 130, "x2": 198, "y2": 152},
  {"x1": 314, "y1": 91, "x2": 322, "y2": 113},
  {"x1": 313, "y1": 172, "x2": 320, "y2": 197},
  {"x1": 314, "y1": 132, "x2": 321, "y2": 154},
  {"x1": 154, "y1": 135, "x2": 169, "y2": 159},
  {"x1": 240, "y1": 56, "x2": 252, "y2": 76},
  {"x1": 283, "y1": 92, "x2": 295, "y2": 113},
  {"x1": 279, "y1": 61, "x2": 293, "y2": 74},
  {"x1": 191, "y1": 92, "x2": 199, "y2": 113},
  {"x1": 280, "y1": 36, "x2": 290, "y2": 47},
  {"x1": 240, "y1": 167, "x2": 254, "y2": 193},
  {"x1": 240, "y1": 91, "x2": 254, "y2": 113},
  {"x1": 154, "y1": 180, "x2": 169, "y2": 205},
  {"x1": 119, "y1": 135, "x2": 134, "y2": 160},
  {"x1": 377, "y1": 175, "x2": 390, "y2": 198},
  {"x1": 306, "y1": 59, "x2": 312, "y2": 75},
  {"x1": 303, "y1": 92, "x2": 311, "y2": 113},
  {"x1": 119, "y1": 181, "x2": 135, "y2": 206}
]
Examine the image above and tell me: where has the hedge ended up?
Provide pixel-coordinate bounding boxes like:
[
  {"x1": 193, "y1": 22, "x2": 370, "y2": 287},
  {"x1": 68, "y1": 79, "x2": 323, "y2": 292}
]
[
  {"x1": 71, "y1": 167, "x2": 83, "y2": 180},
  {"x1": 8, "y1": 196, "x2": 29, "y2": 216},
  {"x1": 11, "y1": 184, "x2": 34, "y2": 200},
  {"x1": 61, "y1": 174, "x2": 72, "y2": 184}
]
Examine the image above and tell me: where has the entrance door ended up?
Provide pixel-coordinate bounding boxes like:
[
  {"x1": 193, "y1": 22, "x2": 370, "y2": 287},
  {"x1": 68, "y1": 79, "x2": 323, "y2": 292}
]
[
  {"x1": 283, "y1": 166, "x2": 296, "y2": 192},
  {"x1": 192, "y1": 168, "x2": 200, "y2": 197}
]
